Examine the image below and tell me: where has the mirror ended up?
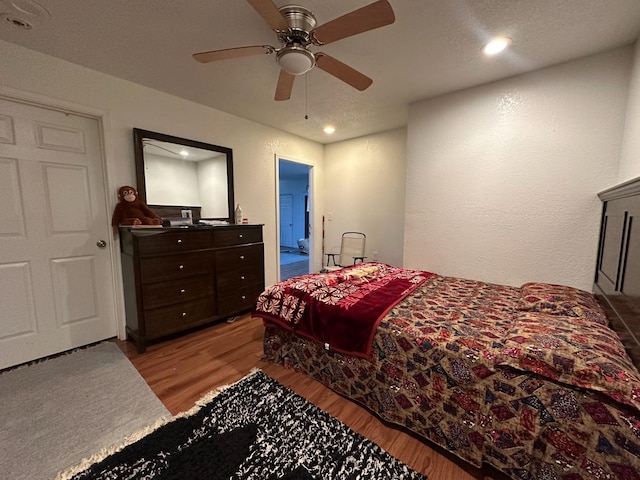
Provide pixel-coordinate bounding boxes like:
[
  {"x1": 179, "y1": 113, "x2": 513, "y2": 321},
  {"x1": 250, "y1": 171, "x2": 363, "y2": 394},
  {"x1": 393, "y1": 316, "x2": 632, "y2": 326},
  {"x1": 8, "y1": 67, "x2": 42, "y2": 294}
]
[{"x1": 133, "y1": 128, "x2": 234, "y2": 223}]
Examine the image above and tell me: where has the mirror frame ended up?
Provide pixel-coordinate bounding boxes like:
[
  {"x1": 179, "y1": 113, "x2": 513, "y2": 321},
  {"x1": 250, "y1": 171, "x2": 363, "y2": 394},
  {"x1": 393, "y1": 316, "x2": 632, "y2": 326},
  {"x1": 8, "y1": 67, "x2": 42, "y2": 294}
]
[{"x1": 133, "y1": 128, "x2": 235, "y2": 223}]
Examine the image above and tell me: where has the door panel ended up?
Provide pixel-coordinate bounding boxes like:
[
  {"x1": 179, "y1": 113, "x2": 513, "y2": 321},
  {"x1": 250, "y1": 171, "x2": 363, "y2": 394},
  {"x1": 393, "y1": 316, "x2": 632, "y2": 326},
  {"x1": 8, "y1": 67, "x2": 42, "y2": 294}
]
[
  {"x1": 0, "y1": 97, "x2": 116, "y2": 369},
  {"x1": 0, "y1": 157, "x2": 25, "y2": 236},
  {"x1": 0, "y1": 262, "x2": 36, "y2": 338},
  {"x1": 279, "y1": 193, "x2": 294, "y2": 248}
]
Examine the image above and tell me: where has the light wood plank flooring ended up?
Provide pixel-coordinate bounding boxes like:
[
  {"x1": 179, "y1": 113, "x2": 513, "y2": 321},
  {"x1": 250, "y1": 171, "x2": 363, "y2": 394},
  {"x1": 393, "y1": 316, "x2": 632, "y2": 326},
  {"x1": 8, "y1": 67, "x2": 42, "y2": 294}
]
[{"x1": 117, "y1": 314, "x2": 503, "y2": 480}]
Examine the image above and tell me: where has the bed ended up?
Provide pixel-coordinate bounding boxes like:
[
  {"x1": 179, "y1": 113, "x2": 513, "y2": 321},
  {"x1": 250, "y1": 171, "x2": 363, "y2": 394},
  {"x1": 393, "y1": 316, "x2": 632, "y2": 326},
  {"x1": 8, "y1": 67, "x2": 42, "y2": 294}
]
[{"x1": 254, "y1": 177, "x2": 640, "y2": 480}]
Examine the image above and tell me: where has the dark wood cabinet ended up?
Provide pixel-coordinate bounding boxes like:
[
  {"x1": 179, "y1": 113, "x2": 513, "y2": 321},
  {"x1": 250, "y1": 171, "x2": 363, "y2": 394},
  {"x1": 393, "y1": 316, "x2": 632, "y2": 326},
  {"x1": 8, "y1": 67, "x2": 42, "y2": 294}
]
[{"x1": 119, "y1": 225, "x2": 264, "y2": 352}]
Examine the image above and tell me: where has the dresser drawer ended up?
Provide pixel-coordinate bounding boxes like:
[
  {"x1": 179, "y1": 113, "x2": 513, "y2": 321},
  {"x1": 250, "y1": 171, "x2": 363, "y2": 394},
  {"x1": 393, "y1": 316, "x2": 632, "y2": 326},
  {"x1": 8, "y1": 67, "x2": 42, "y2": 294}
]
[
  {"x1": 218, "y1": 283, "x2": 265, "y2": 315},
  {"x1": 213, "y1": 226, "x2": 262, "y2": 247},
  {"x1": 139, "y1": 252, "x2": 214, "y2": 284},
  {"x1": 216, "y1": 269, "x2": 263, "y2": 296},
  {"x1": 215, "y1": 245, "x2": 264, "y2": 274},
  {"x1": 145, "y1": 297, "x2": 215, "y2": 338},
  {"x1": 137, "y1": 230, "x2": 213, "y2": 256},
  {"x1": 141, "y1": 274, "x2": 214, "y2": 310}
]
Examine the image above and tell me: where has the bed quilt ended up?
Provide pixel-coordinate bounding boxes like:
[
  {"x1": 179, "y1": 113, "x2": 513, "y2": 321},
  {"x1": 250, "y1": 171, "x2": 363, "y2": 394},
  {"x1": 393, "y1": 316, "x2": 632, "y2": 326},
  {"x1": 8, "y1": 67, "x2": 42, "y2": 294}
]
[
  {"x1": 261, "y1": 273, "x2": 640, "y2": 480},
  {"x1": 254, "y1": 263, "x2": 433, "y2": 358}
]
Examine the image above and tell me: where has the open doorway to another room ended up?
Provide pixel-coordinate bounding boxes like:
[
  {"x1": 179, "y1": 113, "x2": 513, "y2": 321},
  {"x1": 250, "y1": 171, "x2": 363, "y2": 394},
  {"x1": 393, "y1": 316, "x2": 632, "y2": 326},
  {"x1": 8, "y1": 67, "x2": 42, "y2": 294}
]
[{"x1": 278, "y1": 158, "x2": 312, "y2": 281}]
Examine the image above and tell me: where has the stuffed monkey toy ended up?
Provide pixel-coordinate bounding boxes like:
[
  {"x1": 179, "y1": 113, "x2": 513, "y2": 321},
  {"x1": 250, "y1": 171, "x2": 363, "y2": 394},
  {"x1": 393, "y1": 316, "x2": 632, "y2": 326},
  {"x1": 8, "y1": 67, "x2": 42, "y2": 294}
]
[{"x1": 111, "y1": 186, "x2": 162, "y2": 230}]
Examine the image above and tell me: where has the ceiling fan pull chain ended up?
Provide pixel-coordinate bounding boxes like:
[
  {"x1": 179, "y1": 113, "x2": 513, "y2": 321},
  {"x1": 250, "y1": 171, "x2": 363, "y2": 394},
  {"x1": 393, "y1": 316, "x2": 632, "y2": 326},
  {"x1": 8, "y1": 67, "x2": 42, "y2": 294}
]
[{"x1": 304, "y1": 74, "x2": 309, "y2": 120}]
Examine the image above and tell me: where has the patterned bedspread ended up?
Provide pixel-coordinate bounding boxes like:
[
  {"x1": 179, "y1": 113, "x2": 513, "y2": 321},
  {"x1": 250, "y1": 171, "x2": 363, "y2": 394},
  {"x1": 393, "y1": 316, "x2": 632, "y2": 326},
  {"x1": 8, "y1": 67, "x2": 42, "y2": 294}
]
[
  {"x1": 260, "y1": 272, "x2": 640, "y2": 479},
  {"x1": 254, "y1": 263, "x2": 433, "y2": 358}
]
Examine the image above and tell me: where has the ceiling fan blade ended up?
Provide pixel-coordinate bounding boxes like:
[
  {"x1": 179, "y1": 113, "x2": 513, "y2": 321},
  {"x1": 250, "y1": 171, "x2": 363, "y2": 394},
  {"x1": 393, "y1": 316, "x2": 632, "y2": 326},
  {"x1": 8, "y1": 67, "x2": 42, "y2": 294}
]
[
  {"x1": 315, "y1": 54, "x2": 373, "y2": 91},
  {"x1": 193, "y1": 45, "x2": 273, "y2": 63},
  {"x1": 311, "y1": 0, "x2": 395, "y2": 45},
  {"x1": 275, "y1": 70, "x2": 295, "y2": 101},
  {"x1": 246, "y1": 0, "x2": 289, "y2": 31}
]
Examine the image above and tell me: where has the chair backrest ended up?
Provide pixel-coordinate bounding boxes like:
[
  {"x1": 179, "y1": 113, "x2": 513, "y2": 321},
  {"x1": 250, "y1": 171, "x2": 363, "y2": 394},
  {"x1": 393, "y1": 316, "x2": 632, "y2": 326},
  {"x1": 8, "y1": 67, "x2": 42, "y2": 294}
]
[{"x1": 338, "y1": 232, "x2": 366, "y2": 266}]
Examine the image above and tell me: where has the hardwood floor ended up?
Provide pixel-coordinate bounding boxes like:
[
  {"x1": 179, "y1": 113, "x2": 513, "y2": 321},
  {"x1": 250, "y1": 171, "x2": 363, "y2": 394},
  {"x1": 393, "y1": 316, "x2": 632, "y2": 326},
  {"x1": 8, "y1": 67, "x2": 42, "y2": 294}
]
[{"x1": 117, "y1": 313, "x2": 501, "y2": 480}]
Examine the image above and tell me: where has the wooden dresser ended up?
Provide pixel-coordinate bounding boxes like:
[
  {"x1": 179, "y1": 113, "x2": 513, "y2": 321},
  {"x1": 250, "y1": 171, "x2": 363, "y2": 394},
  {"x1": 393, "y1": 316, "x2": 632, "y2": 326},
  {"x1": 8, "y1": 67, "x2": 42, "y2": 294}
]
[{"x1": 119, "y1": 225, "x2": 264, "y2": 352}]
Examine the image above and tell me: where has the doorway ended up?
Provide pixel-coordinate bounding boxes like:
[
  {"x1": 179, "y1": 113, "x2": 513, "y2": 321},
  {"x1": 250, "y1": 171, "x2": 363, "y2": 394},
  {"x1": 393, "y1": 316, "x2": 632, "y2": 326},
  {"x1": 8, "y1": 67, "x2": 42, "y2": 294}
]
[
  {"x1": 278, "y1": 158, "x2": 312, "y2": 281},
  {"x1": 0, "y1": 95, "x2": 117, "y2": 369}
]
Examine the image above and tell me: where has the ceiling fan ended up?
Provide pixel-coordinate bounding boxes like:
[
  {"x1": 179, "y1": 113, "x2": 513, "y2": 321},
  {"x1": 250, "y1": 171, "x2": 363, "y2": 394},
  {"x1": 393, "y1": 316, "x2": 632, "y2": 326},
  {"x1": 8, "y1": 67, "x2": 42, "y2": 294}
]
[{"x1": 192, "y1": 0, "x2": 395, "y2": 101}]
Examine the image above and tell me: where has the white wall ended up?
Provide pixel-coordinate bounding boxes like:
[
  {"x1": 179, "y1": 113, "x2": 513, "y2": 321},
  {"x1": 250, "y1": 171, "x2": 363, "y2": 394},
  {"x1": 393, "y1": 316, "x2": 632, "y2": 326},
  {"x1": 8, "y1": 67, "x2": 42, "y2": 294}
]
[
  {"x1": 145, "y1": 153, "x2": 201, "y2": 206},
  {"x1": 0, "y1": 40, "x2": 325, "y2": 329},
  {"x1": 198, "y1": 157, "x2": 231, "y2": 218},
  {"x1": 323, "y1": 128, "x2": 407, "y2": 267},
  {"x1": 619, "y1": 40, "x2": 640, "y2": 182},
  {"x1": 405, "y1": 47, "x2": 632, "y2": 291}
]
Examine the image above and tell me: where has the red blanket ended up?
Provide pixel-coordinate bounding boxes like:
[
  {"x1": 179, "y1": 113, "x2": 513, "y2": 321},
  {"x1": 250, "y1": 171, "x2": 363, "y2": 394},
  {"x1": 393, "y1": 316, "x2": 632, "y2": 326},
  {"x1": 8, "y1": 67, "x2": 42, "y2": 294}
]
[{"x1": 253, "y1": 263, "x2": 434, "y2": 358}]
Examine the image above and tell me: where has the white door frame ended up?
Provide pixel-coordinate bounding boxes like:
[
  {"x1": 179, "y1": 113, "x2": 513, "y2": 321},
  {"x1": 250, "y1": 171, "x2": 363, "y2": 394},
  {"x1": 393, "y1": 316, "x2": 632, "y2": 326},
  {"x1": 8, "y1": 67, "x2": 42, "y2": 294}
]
[
  {"x1": 0, "y1": 84, "x2": 124, "y2": 340},
  {"x1": 275, "y1": 154, "x2": 314, "y2": 279}
]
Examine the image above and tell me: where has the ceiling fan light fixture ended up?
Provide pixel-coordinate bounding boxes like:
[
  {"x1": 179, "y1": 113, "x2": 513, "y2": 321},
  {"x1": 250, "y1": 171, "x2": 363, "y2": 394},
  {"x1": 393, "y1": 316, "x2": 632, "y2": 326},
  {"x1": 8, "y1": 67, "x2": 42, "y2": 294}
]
[{"x1": 277, "y1": 46, "x2": 315, "y2": 75}]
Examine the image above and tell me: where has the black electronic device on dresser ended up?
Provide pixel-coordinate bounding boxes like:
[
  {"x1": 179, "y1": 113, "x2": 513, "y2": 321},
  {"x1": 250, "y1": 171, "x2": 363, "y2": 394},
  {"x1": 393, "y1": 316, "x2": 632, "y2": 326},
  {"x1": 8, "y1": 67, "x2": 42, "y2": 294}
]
[{"x1": 120, "y1": 225, "x2": 264, "y2": 352}]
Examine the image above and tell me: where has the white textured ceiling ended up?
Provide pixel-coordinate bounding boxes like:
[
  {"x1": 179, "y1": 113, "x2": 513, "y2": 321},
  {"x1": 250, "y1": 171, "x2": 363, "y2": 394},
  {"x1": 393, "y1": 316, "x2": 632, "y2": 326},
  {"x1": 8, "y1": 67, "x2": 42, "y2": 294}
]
[{"x1": 1, "y1": 0, "x2": 640, "y2": 144}]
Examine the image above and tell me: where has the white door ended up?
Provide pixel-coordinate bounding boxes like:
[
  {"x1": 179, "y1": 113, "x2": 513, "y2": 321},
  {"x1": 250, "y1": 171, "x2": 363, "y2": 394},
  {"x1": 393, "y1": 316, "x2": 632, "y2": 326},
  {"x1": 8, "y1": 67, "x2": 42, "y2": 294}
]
[
  {"x1": 279, "y1": 194, "x2": 294, "y2": 248},
  {"x1": 0, "y1": 97, "x2": 117, "y2": 369}
]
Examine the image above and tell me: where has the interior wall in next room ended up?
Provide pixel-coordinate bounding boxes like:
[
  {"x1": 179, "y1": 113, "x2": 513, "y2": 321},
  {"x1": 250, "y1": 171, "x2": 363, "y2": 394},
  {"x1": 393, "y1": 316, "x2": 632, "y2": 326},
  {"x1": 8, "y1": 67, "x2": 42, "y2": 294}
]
[{"x1": 323, "y1": 128, "x2": 407, "y2": 268}]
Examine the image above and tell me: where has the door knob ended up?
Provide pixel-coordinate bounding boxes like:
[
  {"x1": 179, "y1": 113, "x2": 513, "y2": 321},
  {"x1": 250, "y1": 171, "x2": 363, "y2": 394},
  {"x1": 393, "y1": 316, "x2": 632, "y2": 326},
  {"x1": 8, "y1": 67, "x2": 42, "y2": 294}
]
[{"x1": 96, "y1": 240, "x2": 107, "y2": 248}]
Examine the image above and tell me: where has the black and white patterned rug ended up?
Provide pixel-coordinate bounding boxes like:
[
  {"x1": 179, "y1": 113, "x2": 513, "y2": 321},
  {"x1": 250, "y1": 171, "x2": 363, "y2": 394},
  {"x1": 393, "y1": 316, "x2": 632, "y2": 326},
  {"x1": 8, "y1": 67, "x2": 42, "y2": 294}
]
[{"x1": 56, "y1": 369, "x2": 428, "y2": 480}]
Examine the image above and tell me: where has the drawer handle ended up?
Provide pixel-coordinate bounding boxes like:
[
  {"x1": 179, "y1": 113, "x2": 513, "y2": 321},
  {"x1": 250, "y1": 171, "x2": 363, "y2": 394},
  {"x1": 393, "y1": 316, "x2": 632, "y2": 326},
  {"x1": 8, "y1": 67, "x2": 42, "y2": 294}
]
[
  {"x1": 240, "y1": 275, "x2": 245, "y2": 280},
  {"x1": 180, "y1": 289, "x2": 186, "y2": 294},
  {"x1": 177, "y1": 239, "x2": 183, "y2": 244},
  {"x1": 241, "y1": 295, "x2": 246, "y2": 300},
  {"x1": 238, "y1": 234, "x2": 243, "y2": 239},
  {"x1": 182, "y1": 312, "x2": 187, "y2": 317},
  {"x1": 239, "y1": 255, "x2": 245, "y2": 260},
  {"x1": 179, "y1": 265, "x2": 184, "y2": 270}
]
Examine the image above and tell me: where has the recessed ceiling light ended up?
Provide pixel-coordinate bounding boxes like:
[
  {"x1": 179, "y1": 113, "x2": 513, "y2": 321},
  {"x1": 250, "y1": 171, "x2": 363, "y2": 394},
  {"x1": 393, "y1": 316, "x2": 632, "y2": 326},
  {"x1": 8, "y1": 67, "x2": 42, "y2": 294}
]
[
  {"x1": 482, "y1": 37, "x2": 512, "y2": 56},
  {"x1": 323, "y1": 126, "x2": 336, "y2": 134}
]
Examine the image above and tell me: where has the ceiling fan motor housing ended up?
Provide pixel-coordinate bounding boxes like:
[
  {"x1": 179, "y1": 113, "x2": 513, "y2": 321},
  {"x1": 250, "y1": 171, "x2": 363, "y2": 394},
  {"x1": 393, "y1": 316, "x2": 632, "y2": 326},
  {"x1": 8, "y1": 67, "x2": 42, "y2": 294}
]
[
  {"x1": 278, "y1": 5, "x2": 316, "y2": 44},
  {"x1": 276, "y1": 5, "x2": 317, "y2": 75}
]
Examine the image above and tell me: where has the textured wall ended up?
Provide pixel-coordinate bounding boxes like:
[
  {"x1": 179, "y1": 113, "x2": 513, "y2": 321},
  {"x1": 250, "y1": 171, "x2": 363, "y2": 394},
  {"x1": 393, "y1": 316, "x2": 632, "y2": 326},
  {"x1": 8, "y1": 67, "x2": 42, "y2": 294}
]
[
  {"x1": 619, "y1": 40, "x2": 640, "y2": 182},
  {"x1": 405, "y1": 48, "x2": 632, "y2": 290},
  {"x1": 323, "y1": 128, "x2": 407, "y2": 267}
]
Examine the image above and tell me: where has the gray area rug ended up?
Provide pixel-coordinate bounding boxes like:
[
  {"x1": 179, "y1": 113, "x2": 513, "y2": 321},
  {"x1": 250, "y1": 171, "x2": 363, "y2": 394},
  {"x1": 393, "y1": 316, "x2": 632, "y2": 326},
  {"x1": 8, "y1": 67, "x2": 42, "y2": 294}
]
[{"x1": 0, "y1": 341, "x2": 169, "y2": 480}]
